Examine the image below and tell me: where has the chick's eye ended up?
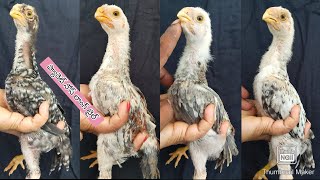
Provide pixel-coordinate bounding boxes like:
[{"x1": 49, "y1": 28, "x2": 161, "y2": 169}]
[
  {"x1": 280, "y1": 14, "x2": 286, "y2": 20},
  {"x1": 113, "y1": 11, "x2": 119, "y2": 16},
  {"x1": 26, "y1": 10, "x2": 32, "y2": 17},
  {"x1": 197, "y1": 16, "x2": 204, "y2": 22}
]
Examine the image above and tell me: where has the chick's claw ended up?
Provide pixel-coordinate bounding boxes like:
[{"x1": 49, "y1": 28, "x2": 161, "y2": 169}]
[
  {"x1": 81, "y1": 150, "x2": 98, "y2": 168},
  {"x1": 166, "y1": 146, "x2": 189, "y2": 168},
  {"x1": 253, "y1": 169, "x2": 268, "y2": 180},
  {"x1": 81, "y1": 150, "x2": 97, "y2": 160},
  {"x1": 4, "y1": 155, "x2": 25, "y2": 176}
]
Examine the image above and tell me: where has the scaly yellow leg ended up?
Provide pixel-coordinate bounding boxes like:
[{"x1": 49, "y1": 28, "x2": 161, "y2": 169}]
[
  {"x1": 81, "y1": 150, "x2": 98, "y2": 168},
  {"x1": 253, "y1": 160, "x2": 277, "y2": 180},
  {"x1": 166, "y1": 146, "x2": 189, "y2": 168},
  {"x1": 4, "y1": 155, "x2": 25, "y2": 176}
]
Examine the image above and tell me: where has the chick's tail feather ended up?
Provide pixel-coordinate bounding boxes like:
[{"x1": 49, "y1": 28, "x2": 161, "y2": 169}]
[
  {"x1": 50, "y1": 133, "x2": 72, "y2": 174},
  {"x1": 215, "y1": 132, "x2": 238, "y2": 173},
  {"x1": 298, "y1": 138, "x2": 315, "y2": 170}
]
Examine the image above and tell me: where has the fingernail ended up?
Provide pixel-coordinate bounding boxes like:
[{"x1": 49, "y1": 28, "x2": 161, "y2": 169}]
[
  {"x1": 143, "y1": 134, "x2": 149, "y2": 143},
  {"x1": 171, "y1": 19, "x2": 180, "y2": 25},
  {"x1": 127, "y1": 101, "x2": 131, "y2": 112}
]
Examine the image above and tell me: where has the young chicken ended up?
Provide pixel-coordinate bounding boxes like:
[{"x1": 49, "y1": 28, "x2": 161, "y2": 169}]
[
  {"x1": 253, "y1": 7, "x2": 315, "y2": 180},
  {"x1": 5, "y1": 4, "x2": 72, "y2": 179},
  {"x1": 166, "y1": 7, "x2": 238, "y2": 179},
  {"x1": 82, "y1": 4, "x2": 159, "y2": 179}
]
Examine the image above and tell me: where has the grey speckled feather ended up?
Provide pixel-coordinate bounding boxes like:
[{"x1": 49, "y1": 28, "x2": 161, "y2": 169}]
[
  {"x1": 170, "y1": 80, "x2": 227, "y2": 132},
  {"x1": 260, "y1": 75, "x2": 306, "y2": 138}
]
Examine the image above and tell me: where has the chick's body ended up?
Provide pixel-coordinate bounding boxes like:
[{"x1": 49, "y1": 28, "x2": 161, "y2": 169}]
[
  {"x1": 167, "y1": 7, "x2": 238, "y2": 179},
  {"x1": 90, "y1": 67, "x2": 155, "y2": 161},
  {"x1": 5, "y1": 4, "x2": 71, "y2": 179},
  {"x1": 88, "y1": 4, "x2": 159, "y2": 179},
  {"x1": 253, "y1": 7, "x2": 315, "y2": 180}
]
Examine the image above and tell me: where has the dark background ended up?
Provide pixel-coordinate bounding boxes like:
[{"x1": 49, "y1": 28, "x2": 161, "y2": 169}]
[
  {"x1": 160, "y1": 0, "x2": 241, "y2": 179},
  {"x1": 80, "y1": 0, "x2": 159, "y2": 179},
  {"x1": 0, "y1": 0, "x2": 79, "y2": 179},
  {"x1": 242, "y1": 0, "x2": 320, "y2": 179}
]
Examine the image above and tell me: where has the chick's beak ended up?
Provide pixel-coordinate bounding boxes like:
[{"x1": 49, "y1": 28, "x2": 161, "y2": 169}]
[
  {"x1": 10, "y1": 6, "x2": 28, "y2": 27},
  {"x1": 95, "y1": 7, "x2": 114, "y2": 28},
  {"x1": 177, "y1": 8, "x2": 192, "y2": 23},
  {"x1": 262, "y1": 9, "x2": 279, "y2": 30},
  {"x1": 10, "y1": 8, "x2": 23, "y2": 20}
]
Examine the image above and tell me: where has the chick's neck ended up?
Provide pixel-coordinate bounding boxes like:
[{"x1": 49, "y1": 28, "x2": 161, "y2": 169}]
[
  {"x1": 100, "y1": 32, "x2": 130, "y2": 78},
  {"x1": 259, "y1": 31, "x2": 294, "y2": 71},
  {"x1": 175, "y1": 40, "x2": 211, "y2": 83},
  {"x1": 13, "y1": 30, "x2": 37, "y2": 73}
]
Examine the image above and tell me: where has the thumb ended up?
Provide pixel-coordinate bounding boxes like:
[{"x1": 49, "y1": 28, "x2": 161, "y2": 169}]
[
  {"x1": 133, "y1": 131, "x2": 149, "y2": 151},
  {"x1": 266, "y1": 105, "x2": 300, "y2": 136},
  {"x1": 33, "y1": 101, "x2": 50, "y2": 125},
  {"x1": 282, "y1": 105, "x2": 300, "y2": 131},
  {"x1": 184, "y1": 104, "x2": 215, "y2": 142},
  {"x1": 196, "y1": 104, "x2": 216, "y2": 134},
  {"x1": 304, "y1": 120, "x2": 311, "y2": 139},
  {"x1": 219, "y1": 121, "x2": 230, "y2": 138},
  {"x1": 15, "y1": 101, "x2": 49, "y2": 133},
  {"x1": 107, "y1": 101, "x2": 130, "y2": 130},
  {"x1": 93, "y1": 101, "x2": 130, "y2": 134},
  {"x1": 56, "y1": 121, "x2": 65, "y2": 130}
]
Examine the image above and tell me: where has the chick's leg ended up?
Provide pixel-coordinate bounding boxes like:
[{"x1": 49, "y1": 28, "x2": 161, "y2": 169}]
[
  {"x1": 165, "y1": 146, "x2": 189, "y2": 168},
  {"x1": 140, "y1": 136, "x2": 160, "y2": 179},
  {"x1": 277, "y1": 164, "x2": 293, "y2": 180},
  {"x1": 254, "y1": 143, "x2": 277, "y2": 180},
  {"x1": 189, "y1": 144, "x2": 208, "y2": 180},
  {"x1": 4, "y1": 155, "x2": 25, "y2": 176},
  {"x1": 97, "y1": 146, "x2": 112, "y2": 179},
  {"x1": 253, "y1": 159, "x2": 277, "y2": 180},
  {"x1": 81, "y1": 150, "x2": 98, "y2": 168},
  {"x1": 97, "y1": 135, "x2": 114, "y2": 179},
  {"x1": 20, "y1": 137, "x2": 41, "y2": 179}
]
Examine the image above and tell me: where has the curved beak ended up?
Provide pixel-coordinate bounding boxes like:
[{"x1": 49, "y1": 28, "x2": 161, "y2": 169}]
[
  {"x1": 262, "y1": 9, "x2": 279, "y2": 31},
  {"x1": 95, "y1": 6, "x2": 114, "y2": 29},
  {"x1": 10, "y1": 9, "x2": 23, "y2": 20},
  {"x1": 177, "y1": 8, "x2": 191, "y2": 23}
]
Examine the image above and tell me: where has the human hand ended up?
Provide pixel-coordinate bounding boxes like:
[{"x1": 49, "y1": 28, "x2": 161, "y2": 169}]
[
  {"x1": 80, "y1": 84, "x2": 148, "y2": 151},
  {"x1": 241, "y1": 86, "x2": 257, "y2": 116},
  {"x1": 241, "y1": 86, "x2": 311, "y2": 142},
  {"x1": 0, "y1": 89, "x2": 52, "y2": 136},
  {"x1": 160, "y1": 21, "x2": 182, "y2": 87},
  {"x1": 160, "y1": 94, "x2": 229, "y2": 149}
]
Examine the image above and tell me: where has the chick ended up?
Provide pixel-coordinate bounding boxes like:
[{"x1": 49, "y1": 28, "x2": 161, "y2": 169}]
[
  {"x1": 253, "y1": 7, "x2": 315, "y2": 180},
  {"x1": 82, "y1": 4, "x2": 159, "y2": 179},
  {"x1": 166, "y1": 7, "x2": 238, "y2": 179},
  {"x1": 5, "y1": 4, "x2": 72, "y2": 179}
]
